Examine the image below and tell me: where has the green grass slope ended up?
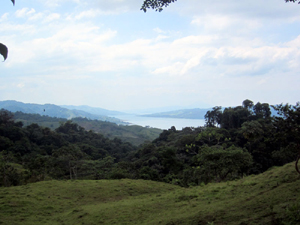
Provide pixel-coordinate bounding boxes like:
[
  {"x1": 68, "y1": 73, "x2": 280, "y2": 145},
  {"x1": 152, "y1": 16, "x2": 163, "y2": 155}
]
[{"x1": 0, "y1": 162, "x2": 299, "y2": 225}]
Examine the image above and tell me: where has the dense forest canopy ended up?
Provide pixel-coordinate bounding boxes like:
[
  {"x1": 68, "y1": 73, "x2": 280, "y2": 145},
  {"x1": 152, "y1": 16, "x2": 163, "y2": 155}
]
[{"x1": 1, "y1": 99, "x2": 299, "y2": 187}]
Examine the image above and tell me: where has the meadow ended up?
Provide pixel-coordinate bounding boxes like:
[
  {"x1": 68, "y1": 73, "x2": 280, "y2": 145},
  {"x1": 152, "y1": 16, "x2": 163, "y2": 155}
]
[{"x1": 0, "y1": 162, "x2": 299, "y2": 225}]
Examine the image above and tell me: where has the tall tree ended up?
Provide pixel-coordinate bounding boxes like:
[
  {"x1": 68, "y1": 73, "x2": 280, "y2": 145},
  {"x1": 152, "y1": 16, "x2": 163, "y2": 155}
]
[
  {"x1": 205, "y1": 106, "x2": 222, "y2": 127},
  {"x1": 242, "y1": 99, "x2": 254, "y2": 110}
]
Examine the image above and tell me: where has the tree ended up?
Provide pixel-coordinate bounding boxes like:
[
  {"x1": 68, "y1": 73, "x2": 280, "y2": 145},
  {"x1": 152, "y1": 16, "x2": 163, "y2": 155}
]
[
  {"x1": 0, "y1": 44, "x2": 8, "y2": 61},
  {"x1": 195, "y1": 145, "x2": 253, "y2": 183},
  {"x1": 196, "y1": 127, "x2": 230, "y2": 146},
  {"x1": 141, "y1": 0, "x2": 177, "y2": 12},
  {"x1": 221, "y1": 106, "x2": 250, "y2": 129},
  {"x1": 1, "y1": 0, "x2": 15, "y2": 61},
  {"x1": 253, "y1": 102, "x2": 271, "y2": 119},
  {"x1": 242, "y1": 99, "x2": 254, "y2": 110},
  {"x1": 52, "y1": 144, "x2": 87, "y2": 179},
  {"x1": 0, "y1": 109, "x2": 14, "y2": 126},
  {"x1": 286, "y1": 0, "x2": 300, "y2": 3},
  {"x1": 205, "y1": 106, "x2": 222, "y2": 127}
]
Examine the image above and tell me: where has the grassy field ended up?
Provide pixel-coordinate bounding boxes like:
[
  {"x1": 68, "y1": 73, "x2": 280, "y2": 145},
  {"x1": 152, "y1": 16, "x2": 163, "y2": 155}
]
[{"x1": 0, "y1": 162, "x2": 299, "y2": 225}]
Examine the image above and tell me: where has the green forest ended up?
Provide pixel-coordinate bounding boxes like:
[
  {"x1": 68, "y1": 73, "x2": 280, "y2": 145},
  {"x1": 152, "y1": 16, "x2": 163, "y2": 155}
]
[{"x1": 0, "y1": 99, "x2": 299, "y2": 187}]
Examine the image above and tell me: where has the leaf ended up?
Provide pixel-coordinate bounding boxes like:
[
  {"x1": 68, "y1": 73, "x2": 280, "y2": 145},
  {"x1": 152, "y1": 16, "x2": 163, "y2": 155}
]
[
  {"x1": 11, "y1": 0, "x2": 15, "y2": 5},
  {"x1": 0, "y1": 43, "x2": 8, "y2": 61}
]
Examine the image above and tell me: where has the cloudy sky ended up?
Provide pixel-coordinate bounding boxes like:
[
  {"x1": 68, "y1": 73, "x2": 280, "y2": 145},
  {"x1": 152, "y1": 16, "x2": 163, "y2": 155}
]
[{"x1": 0, "y1": 0, "x2": 300, "y2": 112}]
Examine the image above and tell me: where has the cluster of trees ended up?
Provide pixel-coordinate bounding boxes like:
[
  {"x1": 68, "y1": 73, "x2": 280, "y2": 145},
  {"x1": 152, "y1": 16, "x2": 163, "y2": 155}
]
[
  {"x1": 0, "y1": 109, "x2": 137, "y2": 186},
  {"x1": 1, "y1": 99, "x2": 299, "y2": 187},
  {"x1": 204, "y1": 100, "x2": 272, "y2": 129},
  {"x1": 118, "y1": 100, "x2": 300, "y2": 186}
]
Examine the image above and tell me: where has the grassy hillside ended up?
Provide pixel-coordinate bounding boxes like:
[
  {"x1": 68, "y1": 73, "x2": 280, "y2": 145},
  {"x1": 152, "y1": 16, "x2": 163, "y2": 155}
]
[{"x1": 0, "y1": 162, "x2": 299, "y2": 225}]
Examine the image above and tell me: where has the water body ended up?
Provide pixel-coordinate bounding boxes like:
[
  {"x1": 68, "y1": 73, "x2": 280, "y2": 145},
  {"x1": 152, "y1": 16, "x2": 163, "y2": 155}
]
[{"x1": 114, "y1": 114, "x2": 206, "y2": 130}]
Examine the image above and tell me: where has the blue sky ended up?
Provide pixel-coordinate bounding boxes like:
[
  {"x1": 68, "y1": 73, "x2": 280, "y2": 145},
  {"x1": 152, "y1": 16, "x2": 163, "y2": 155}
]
[{"x1": 0, "y1": 0, "x2": 300, "y2": 112}]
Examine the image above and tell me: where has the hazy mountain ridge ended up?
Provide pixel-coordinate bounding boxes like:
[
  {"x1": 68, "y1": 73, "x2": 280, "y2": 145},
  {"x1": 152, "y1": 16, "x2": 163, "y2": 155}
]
[
  {"x1": 141, "y1": 105, "x2": 279, "y2": 119},
  {"x1": 141, "y1": 108, "x2": 211, "y2": 119},
  {"x1": 60, "y1": 104, "x2": 127, "y2": 116},
  {"x1": 0, "y1": 100, "x2": 279, "y2": 122},
  {"x1": 0, "y1": 100, "x2": 124, "y2": 124}
]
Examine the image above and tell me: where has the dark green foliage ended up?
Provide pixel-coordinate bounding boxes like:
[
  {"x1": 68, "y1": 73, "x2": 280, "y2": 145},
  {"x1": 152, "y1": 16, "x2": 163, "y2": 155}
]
[
  {"x1": 126, "y1": 100, "x2": 300, "y2": 186},
  {"x1": 0, "y1": 109, "x2": 138, "y2": 184},
  {"x1": 195, "y1": 145, "x2": 253, "y2": 183},
  {"x1": 205, "y1": 106, "x2": 222, "y2": 127}
]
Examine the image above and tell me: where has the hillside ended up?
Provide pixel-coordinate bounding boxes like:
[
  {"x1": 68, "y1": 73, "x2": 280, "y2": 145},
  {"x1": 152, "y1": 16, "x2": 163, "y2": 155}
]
[
  {"x1": 72, "y1": 117, "x2": 162, "y2": 146},
  {"x1": 0, "y1": 162, "x2": 299, "y2": 225},
  {"x1": 0, "y1": 100, "x2": 124, "y2": 124},
  {"x1": 60, "y1": 104, "x2": 126, "y2": 116},
  {"x1": 11, "y1": 111, "x2": 162, "y2": 146}
]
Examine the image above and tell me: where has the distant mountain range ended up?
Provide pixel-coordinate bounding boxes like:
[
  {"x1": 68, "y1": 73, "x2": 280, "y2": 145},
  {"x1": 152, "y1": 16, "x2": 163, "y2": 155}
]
[
  {"x1": 0, "y1": 100, "x2": 211, "y2": 122},
  {"x1": 0, "y1": 100, "x2": 280, "y2": 123},
  {"x1": 60, "y1": 105, "x2": 126, "y2": 116},
  {"x1": 0, "y1": 100, "x2": 126, "y2": 124},
  {"x1": 141, "y1": 108, "x2": 210, "y2": 119},
  {"x1": 140, "y1": 105, "x2": 279, "y2": 119}
]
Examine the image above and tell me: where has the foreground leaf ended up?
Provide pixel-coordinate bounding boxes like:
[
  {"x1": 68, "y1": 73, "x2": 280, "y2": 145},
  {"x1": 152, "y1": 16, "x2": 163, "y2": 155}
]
[
  {"x1": 11, "y1": 0, "x2": 15, "y2": 5},
  {"x1": 0, "y1": 43, "x2": 8, "y2": 61}
]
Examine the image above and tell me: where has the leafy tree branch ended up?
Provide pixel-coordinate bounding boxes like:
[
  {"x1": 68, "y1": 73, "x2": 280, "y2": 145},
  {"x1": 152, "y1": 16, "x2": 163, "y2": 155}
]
[
  {"x1": 0, "y1": 0, "x2": 14, "y2": 61},
  {"x1": 141, "y1": 0, "x2": 177, "y2": 12}
]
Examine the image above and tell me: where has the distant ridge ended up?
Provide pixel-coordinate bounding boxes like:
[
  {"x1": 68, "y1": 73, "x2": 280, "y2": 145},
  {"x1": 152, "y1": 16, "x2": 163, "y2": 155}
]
[
  {"x1": 0, "y1": 100, "x2": 125, "y2": 124},
  {"x1": 140, "y1": 105, "x2": 279, "y2": 120},
  {"x1": 60, "y1": 105, "x2": 126, "y2": 116},
  {"x1": 141, "y1": 108, "x2": 211, "y2": 119}
]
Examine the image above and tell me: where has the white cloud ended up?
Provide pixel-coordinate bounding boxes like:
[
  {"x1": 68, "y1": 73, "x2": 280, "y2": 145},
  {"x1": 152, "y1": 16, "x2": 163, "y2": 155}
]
[
  {"x1": 15, "y1": 8, "x2": 36, "y2": 18},
  {"x1": 44, "y1": 13, "x2": 61, "y2": 23},
  {"x1": 74, "y1": 10, "x2": 99, "y2": 20},
  {"x1": 0, "y1": 13, "x2": 9, "y2": 22},
  {"x1": 1, "y1": 0, "x2": 300, "y2": 110}
]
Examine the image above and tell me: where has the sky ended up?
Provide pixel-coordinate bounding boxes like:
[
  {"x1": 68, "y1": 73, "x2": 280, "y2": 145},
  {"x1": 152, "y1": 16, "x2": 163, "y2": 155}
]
[{"x1": 0, "y1": 0, "x2": 300, "y2": 112}]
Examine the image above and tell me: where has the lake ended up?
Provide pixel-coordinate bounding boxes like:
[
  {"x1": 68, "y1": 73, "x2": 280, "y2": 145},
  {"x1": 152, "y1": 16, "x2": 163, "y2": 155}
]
[{"x1": 114, "y1": 114, "x2": 206, "y2": 130}]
